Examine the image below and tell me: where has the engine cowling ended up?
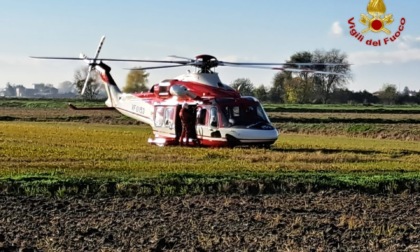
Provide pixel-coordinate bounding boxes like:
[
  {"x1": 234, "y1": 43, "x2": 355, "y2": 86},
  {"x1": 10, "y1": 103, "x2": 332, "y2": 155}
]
[{"x1": 169, "y1": 85, "x2": 199, "y2": 99}]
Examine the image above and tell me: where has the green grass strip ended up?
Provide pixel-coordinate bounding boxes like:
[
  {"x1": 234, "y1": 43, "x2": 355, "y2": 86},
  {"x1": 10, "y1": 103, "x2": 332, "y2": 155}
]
[{"x1": 1, "y1": 171, "x2": 418, "y2": 197}]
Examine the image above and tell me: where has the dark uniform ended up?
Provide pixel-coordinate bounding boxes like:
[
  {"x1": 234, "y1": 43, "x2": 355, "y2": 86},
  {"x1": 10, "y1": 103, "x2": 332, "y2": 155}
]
[{"x1": 179, "y1": 104, "x2": 194, "y2": 146}]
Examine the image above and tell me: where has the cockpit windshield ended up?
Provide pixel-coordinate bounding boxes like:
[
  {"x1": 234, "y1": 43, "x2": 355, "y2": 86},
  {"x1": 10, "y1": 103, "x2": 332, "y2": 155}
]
[{"x1": 219, "y1": 103, "x2": 269, "y2": 128}]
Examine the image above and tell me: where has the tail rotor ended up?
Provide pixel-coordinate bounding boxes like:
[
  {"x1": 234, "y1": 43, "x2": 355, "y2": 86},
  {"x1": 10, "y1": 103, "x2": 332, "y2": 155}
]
[{"x1": 80, "y1": 36, "x2": 106, "y2": 95}]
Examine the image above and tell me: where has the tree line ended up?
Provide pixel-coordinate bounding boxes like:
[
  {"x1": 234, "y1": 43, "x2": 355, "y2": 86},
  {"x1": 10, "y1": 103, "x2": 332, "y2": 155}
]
[
  {"x1": 232, "y1": 79, "x2": 420, "y2": 105},
  {"x1": 230, "y1": 49, "x2": 420, "y2": 105}
]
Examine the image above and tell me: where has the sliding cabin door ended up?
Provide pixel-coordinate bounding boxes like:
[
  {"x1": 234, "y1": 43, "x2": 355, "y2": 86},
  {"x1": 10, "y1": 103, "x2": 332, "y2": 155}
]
[{"x1": 153, "y1": 106, "x2": 177, "y2": 140}]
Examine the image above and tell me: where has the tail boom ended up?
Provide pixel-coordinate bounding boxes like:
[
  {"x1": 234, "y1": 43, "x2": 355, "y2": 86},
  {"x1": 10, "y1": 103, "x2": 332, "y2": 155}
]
[{"x1": 95, "y1": 62, "x2": 121, "y2": 108}]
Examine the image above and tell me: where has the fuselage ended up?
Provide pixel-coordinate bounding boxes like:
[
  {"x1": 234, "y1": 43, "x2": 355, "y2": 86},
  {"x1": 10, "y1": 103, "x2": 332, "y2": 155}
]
[{"x1": 99, "y1": 64, "x2": 279, "y2": 147}]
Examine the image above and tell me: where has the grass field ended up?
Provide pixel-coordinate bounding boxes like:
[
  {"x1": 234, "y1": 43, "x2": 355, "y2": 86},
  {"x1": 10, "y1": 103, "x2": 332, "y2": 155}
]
[
  {"x1": 1, "y1": 98, "x2": 419, "y2": 195},
  {"x1": 1, "y1": 121, "x2": 419, "y2": 196}
]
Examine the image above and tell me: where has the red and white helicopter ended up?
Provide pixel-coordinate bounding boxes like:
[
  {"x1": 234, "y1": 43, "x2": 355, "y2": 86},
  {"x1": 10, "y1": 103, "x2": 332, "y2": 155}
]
[{"x1": 32, "y1": 36, "x2": 347, "y2": 148}]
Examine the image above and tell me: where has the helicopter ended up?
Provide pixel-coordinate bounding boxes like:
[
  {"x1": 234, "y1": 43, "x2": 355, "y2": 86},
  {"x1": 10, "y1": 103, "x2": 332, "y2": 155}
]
[{"x1": 32, "y1": 36, "x2": 348, "y2": 148}]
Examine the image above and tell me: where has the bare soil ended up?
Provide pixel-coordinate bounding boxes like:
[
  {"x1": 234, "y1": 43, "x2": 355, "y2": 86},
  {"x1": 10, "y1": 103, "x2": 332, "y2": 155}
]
[
  {"x1": 0, "y1": 107, "x2": 135, "y2": 125},
  {"x1": 0, "y1": 192, "x2": 419, "y2": 251}
]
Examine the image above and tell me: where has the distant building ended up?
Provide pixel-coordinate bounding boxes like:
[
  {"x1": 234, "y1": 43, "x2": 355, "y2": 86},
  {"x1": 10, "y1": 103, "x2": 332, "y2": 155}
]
[
  {"x1": 15, "y1": 85, "x2": 27, "y2": 97},
  {"x1": 32, "y1": 83, "x2": 59, "y2": 97},
  {"x1": 33, "y1": 83, "x2": 44, "y2": 90},
  {"x1": 0, "y1": 83, "x2": 76, "y2": 98}
]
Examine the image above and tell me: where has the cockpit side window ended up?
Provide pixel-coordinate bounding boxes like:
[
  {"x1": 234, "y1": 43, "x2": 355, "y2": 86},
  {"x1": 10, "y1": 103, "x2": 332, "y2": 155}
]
[
  {"x1": 256, "y1": 105, "x2": 269, "y2": 122},
  {"x1": 219, "y1": 103, "x2": 269, "y2": 127}
]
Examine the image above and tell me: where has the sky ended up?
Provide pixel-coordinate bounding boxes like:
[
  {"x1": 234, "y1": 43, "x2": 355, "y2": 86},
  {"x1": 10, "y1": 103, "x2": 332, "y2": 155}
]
[{"x1": 1, "y1": 0, "x2": 419, "y2": 92}]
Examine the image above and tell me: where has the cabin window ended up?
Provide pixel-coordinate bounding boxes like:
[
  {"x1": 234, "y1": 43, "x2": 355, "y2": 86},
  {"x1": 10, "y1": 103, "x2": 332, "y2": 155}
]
[
  {"x1": 154, "y1": 107, "x2": 164, "y2": 127},
  {"x1": 233, "y1": 106, "x2": 240, "y2": 117},
  {"x1": 197, "y1": 108, "x2": 207, "y2": 125},
  {"x1": 159, "y1": 86, "x2": 169, "y2": 95},
  {"x1": 210, "y1": 107, "x2": 218, "y2": 127},
  {"x1": 164, "y1": 107, "x2": 174, "y2": 129}
]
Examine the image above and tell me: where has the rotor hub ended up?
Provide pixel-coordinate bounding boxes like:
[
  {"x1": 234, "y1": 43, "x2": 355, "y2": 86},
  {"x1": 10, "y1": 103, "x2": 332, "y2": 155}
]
[{"x1": 195, "y1": 54, "x2": 219, "y2": 73}]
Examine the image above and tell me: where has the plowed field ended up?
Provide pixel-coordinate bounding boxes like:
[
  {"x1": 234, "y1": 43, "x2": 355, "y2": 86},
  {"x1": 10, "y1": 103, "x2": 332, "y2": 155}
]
[{"x1": 0, "y1": 192, "x2": 419, "y2": 251}]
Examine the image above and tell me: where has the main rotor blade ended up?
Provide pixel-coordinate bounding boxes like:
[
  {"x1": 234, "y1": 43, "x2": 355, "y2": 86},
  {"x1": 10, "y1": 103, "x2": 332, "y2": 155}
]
[
  {"x1": 30, "y1": 56, "x2": 190, "y2": 64},
  {"x1": 225, "y1": 64, "x2": 347, "y2": 76},
  {"x1": 30, "y1": 56, "x2": 191, "y2": 66},
  {"x1": 279, "y1": 68, "x2": 348, "y2": 76},
  {"x1": 168, "y1": 55, "x2": 195, "y2": 61},
  {"x1": 30, "y1": 56, "x2": 85, "y2": 60},
  {"x1": 128, "y1": 65, "x2": 187, "y2": 70},
  {"x1": 221, "y1": 61, "x2": 350, "y2": 66},
  {"x1": 98, "y1": 58, "x2": 189, "y2": 64}
]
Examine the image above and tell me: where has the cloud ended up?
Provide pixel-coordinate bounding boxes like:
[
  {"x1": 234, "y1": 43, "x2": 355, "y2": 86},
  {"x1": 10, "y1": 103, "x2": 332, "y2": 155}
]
[
  {"x1": 330, "y1": 21, "x2": 343, "y2": 36},
  {"x1": 348, "y1": 48, "x2": 420, "y2": 66},
  {"x1": 348, "y1": 34, "x2": 420, "y2": 66},
  {"x1": 398, "y1": 35, "x2": 420, "y2": 49}
]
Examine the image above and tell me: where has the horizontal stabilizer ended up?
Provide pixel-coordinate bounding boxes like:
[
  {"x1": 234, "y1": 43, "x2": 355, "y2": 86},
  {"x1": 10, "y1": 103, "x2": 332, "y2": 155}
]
[{"x1": 68, "y1": 103, "x2": 115, "y2": 110}]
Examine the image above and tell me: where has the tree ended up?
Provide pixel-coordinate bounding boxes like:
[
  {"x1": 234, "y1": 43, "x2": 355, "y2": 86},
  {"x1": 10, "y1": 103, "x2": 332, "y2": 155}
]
[
  {"x1": 397, "y1": 86, "x2": 416, "y2": 104},
  {"x1": 378, "y1": 83, "x2": 398, "y2": 104},
  {"x1": 350, "y1": 90, "x2": 379, "y2": 104},
  {"x1": 283, "y1": 77, "x2": 315, "y2": 103},
  {"x1": 285, "y1": 51, "x2": 314, "y2": 103},
  {"x1": 254, "y1": 84, "x2": 268, "y2": 102},
  {"x1": 74, "y1": 67, "x2": 101, "y2": 100},
  {"x1": 57, "y1": 81, "x2": 75, "y2": 94},
  {"x1": 268, "y1": 86, "x2": 282, "y2": 103},
  {"x1": 312, "y1": 49, "x2": 352, "y2": 103},
  {"x1": 402, "y1": 86, "x2": 410, "y2": 97},
  {"x1": 329, "y1": 88, "x2": 353, "y2": 104},
  {"x1": 230, "y1": 78, "x2": 254, "y2": 96},
  {"x1": 416, "y1": 90, "x2": 420, "y2": 104},
  {"x1": 280, "y1": 49, "x2": 352, "y2": 104},
  {"x1": 269, "y1": 72, "x2": 288, "y2": 103},
  {"x1": 123, "y1": 69, "x2": 149, "y2": 93}
]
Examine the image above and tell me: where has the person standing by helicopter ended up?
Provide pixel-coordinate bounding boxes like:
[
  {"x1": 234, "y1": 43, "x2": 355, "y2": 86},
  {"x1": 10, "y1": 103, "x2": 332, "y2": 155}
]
[{"x1": 179, "y1": 102, "x2": 194, "y2": 146}]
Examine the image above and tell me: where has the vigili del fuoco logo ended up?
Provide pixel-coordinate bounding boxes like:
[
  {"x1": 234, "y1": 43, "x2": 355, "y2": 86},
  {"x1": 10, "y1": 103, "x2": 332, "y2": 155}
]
[{"x1": 348, "y1": 0, "x2": 406, "y2": 46}]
